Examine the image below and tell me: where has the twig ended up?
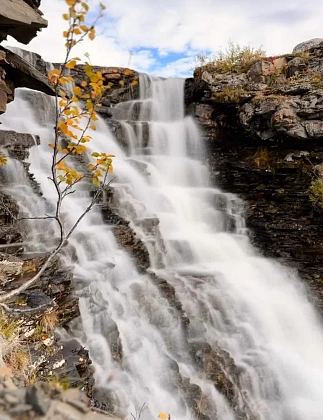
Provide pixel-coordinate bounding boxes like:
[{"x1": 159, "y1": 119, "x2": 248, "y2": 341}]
[{"x1": 0, "y1": 300, "x2": 55, "y2": 315}]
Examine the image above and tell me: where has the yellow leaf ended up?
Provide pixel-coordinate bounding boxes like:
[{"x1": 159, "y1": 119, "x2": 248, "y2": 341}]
[
  {"x1": 81, "y1": 2, "x2": 89, "y2": 11},
  {"x1": 58, "y1": 89, "x2": 67, "y2": 97},
  {"x1": 73, "y1": 86, "x2": 82, "y2": 96},
  {"x1": 119, "y1": 80, "x2": 125, "y2": 86},
  {"x1": 63, "y1": 30, "x2": 69, "y2": 38},
  {"x1": 80, "y1": 25, "x2": 89, "y2": 32},
  {"x1": 66, "y1": 60, "x2": 77, "y2": 69},
  {"x1": 88, "y1": 29, "x2": 95, "y2": 41},
  {"x1": 158, "y1": 413, "x2": 169, "y2": 420},
  {"x1": 108, "y1": 165, "x2": 113, "y2": 173},
  {"x1": 124, "y1": 69, "x2": 133, "y2": 76},
  {"x1": 90, "y1": 125, "x2": 96, "y2": 130},
  {"x1": 48, "y1": 69, "x2": 60, "y2": 77},
  {"x1": 131, "y1": 80, "x2": 139, "y2": 86},
  {"x1": 81, "y1": 81, "x2": 88, "y2": 87},
  {"x1": 57, "y1": 161, "x2": 66, "y2": 170},
  {"x1": 48, "y1": 143, "x2": 55, "y2": 149},
  {"x1": 62, "y1": 13, "x2": 69, "y2": 20}
]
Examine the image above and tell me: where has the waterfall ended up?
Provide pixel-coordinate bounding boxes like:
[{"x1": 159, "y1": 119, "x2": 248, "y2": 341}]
[{"x1": 0, "y1": 76, "x2": 323, "y2": 420}]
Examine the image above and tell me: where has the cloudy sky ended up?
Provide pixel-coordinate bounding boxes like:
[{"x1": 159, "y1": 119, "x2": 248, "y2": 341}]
[{"x1": 4, "y1": 0, "x2": 323, "y2": 77}]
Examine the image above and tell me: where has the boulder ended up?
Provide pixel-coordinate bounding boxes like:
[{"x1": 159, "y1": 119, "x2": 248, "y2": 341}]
[{"x1": 293, "y1": 38, "x2": 323, "y2": 53}]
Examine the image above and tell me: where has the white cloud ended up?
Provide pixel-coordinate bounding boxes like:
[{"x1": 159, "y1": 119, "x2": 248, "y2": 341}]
[{"x1": 3, "y1": 0, "x2": 323, "y2": 77}]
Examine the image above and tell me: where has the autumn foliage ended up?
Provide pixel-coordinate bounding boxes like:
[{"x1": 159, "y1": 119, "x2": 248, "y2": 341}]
[
  {"x1": 0, "y1": 0, "x2": 116, "y2": 306},
  {"x1": 48, "y1": 0, "x2": 114, "y2": 190}
]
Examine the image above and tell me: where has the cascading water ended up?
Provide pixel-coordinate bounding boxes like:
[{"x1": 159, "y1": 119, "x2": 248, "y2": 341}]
[{"x1": 0, "y1": 75, "x2": 323, "y2": 420}]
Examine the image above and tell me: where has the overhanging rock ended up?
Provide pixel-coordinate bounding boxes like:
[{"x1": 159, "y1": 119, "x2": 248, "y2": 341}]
[{"x1": 0, "y1": 0, "x2": 47, "y2": 45}]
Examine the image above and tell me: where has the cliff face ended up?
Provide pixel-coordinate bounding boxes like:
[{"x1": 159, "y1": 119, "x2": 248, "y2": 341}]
[
  {"x1": 0, "y1": 1, "x2": 51, "y2": 114},
  {"x1": 188, "y1": 39, "x2": 323, "y2": 311}
]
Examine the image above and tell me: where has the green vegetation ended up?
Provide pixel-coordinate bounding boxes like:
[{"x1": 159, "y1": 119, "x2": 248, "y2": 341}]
[
  {"x1": 0, "y1": 310, "x2": 20, "y2": 339},
  {"x1": 212, "y1": 87, "x2": 250, "y2": 103},
  {"x1": 309, "y1": 178, "x2": 323, "y2": 209}
]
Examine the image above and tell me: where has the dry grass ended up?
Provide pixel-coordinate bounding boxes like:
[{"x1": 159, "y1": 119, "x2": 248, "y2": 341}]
[
  {"x1": 22, "y1": 260, "x2": 38, "y2": 273},
  {"x1": 195, "y1": 41, "x2": 266, "y2": 75},
  {"x1": 4, "y1": 348, "x2": 29, "y2": 375},
  {"x1": 247, "y1": 148, "x2": 276, "y2": 170},
  {"x1": 212, "y1": 87, "x2": 250, "y2": 103},
  {"x1": 41, "y1": 311, "x2": 59, "y2": 332},
  {"x1": 0, "y1": 311, "x2": 20, "y2": 340}
]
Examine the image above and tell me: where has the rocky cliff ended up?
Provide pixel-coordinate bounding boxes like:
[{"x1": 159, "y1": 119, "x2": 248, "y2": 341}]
[
  {"x1": 188, "y1": 39, "x2": 323, "y2": 311},
  {"x1": 0, "y1": 0, "x2": 52, "y2": 114}
]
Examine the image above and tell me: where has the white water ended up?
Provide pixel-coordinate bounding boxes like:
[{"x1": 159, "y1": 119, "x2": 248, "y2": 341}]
[{"x1": 0, "y1": 78, "x2": 323, "y2": 420}]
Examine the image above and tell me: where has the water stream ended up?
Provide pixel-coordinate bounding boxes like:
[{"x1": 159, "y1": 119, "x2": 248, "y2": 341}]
[{"x1": 1, "y1": 77, "x2": 323, "y2": 420}]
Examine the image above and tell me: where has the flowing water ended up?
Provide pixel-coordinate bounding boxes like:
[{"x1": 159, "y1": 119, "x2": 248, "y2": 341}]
[{"x1": 0, "y1": 77, "x2": 323, "y2": 420}]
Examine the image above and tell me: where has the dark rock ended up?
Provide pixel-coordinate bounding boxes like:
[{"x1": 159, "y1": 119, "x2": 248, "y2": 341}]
[
  {"x1": 287, "y1": 56, "x2": 307, "y2": 77},
  {"x1": 184, "y1": 77, "x2": 210, "y2": 107},
  {"x1": 0, "y1": 129, "x2": 40, "y2": 160},
  {"x1": 25, "y1": 289, "x2": 53, "y2": 308},
  {"x1": 0, "y1": 226, "x2": 23, "y2": 245}
]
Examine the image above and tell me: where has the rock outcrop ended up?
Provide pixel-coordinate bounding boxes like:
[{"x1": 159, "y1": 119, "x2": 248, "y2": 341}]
[
  {"x1": 191, "y1": 39, "x2": 323, "y2": 143},
  {"x1": 0, "y1": 0, "x2": 47, "y2": 45},
  {"x1": 0, "y1": 46, "x2": 54, "y2": 114},
  {"x1": 0, "y1": 0, "x2": 51, "y2": 114},
  {"x1": 190, "y1": 39, "x2": 323, "y2": 311},
  {"x1": 64, "y1": 65, "x2": 139, "y2": 122}
]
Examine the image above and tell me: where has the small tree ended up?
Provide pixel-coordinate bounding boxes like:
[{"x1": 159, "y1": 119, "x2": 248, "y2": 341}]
[{"x1": 0, "y1": 0, "x2": 114, "y2": 307}]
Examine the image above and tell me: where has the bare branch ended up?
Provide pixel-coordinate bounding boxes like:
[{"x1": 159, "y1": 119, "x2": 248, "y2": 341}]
[{"x1": 0, "y1": 300, "x2": 56, "y2": 315}]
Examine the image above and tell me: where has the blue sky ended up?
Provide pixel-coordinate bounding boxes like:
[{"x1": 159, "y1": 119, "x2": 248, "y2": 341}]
[{"x1": 4, "y1": 0, "x2": 323, "y2": 77}]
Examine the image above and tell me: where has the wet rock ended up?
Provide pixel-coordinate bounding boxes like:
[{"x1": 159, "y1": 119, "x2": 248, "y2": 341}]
[
  {"x1": 184, "y1": 78, "x2": 210, "y2": 107},
  {"x1": 0, "y1": 226, "x2": 23, "y2": 245},
  {"x1": 0, "y1": 130, "x2": 40, "y2": 160}
]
